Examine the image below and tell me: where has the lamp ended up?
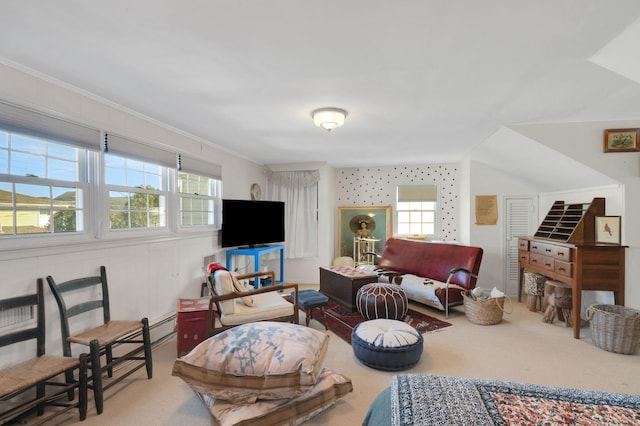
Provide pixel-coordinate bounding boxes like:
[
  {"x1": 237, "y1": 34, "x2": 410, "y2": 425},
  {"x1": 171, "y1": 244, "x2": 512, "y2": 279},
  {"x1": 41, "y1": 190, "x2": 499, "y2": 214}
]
[{"x1": 311, "y1": 107, "x2": 347, "y2": 131}]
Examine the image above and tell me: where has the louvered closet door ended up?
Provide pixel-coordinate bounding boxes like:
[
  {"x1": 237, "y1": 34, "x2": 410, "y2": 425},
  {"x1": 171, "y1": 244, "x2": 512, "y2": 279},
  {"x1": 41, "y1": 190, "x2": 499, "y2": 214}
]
[{"x1": 504, "y1": 197, "x2": 537, "y2": 297}]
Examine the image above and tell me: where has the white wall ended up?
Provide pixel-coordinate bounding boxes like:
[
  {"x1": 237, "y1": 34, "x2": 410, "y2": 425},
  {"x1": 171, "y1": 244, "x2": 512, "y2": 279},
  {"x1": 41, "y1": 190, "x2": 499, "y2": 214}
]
[
  {"x1": 0, "y1": 64, "x2": 265, "y2": 366},
  {"x1": 621, "y1": 177, "x2": 640, "y2": 309},
  {"x1": 334, "y1": 164, "x2": 462, "y2": 242},
  {"x1": 469, "y1": 122, "x2": 640, "y2": 310},
  {"x1": 511, "y1": 121, "x2": 640, "y2": 180},
  {"x1": 514, "y1": 120, "x2": 640, "y2": 310},
  {"x1": 3, "y1": 61, "x2": 639, "y2": 368},
  {"x1": 537, "y1": 186, "x2": 624, "y2": 225},
  {"x1": 466, "y1": 160, "x2": 541, "y2": 293}
]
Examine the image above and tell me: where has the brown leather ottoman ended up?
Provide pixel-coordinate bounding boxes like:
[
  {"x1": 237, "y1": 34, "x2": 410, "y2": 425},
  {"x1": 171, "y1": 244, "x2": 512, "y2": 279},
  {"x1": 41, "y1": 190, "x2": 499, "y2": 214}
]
[{"x1": 356, "y1": 283, "x2": 408, "y2": 320}]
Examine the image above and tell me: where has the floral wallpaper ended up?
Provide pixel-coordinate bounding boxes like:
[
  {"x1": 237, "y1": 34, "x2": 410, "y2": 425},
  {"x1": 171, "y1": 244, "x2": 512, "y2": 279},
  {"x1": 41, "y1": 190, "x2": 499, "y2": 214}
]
[{"x1": 335, "y1": 163, "x2": 460, "y2": 241}]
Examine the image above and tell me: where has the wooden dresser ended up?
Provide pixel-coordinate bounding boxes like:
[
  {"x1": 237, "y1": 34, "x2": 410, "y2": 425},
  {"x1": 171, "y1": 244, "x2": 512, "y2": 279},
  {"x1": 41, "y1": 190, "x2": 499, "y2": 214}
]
[{"x1": 518, "y1": 198, "x2": 626, "y2": 339}]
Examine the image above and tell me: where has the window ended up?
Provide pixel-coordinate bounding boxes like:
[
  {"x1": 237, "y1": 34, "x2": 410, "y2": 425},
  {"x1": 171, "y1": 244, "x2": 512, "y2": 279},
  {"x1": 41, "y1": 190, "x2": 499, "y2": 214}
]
[
  {"x1": 0, "y1": 130, "x2": 87, "y2": 236},
  {"x1": 396, "y1": 185, "x2": 437, "y2": 236},
  {"x1": 0, "y1": 102, "x2": 223, "y2": 246},
  {"x1": 177, "y1": 171, "x2": 221, "y2": 227},
  {"x1": 105, "y1": 154, "x2": 167, "y2": 230}
]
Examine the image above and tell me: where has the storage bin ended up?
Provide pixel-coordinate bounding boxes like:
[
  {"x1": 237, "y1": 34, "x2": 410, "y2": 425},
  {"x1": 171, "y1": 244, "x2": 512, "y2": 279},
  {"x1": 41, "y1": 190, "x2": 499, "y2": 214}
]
[
  {"x1": 462, "y1": 291, "x2": 512, "y2": 325},
  {"x1": 586, "y1": 304, "x2": 640, "y2": 355},
  {"x1": 176, "y1": 297, "x2": 213, "y2": 356}
]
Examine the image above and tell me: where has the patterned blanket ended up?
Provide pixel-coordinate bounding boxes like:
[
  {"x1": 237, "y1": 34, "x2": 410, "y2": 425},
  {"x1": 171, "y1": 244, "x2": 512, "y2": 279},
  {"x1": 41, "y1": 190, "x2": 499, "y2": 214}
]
[{"x1": 390, "y1": 374, "x2": 640, "y2": 425}]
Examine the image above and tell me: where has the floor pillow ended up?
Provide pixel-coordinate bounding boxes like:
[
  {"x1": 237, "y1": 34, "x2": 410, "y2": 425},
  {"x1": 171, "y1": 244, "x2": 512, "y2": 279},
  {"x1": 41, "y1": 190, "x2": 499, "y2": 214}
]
[{"x1": 172, "y1": 321, "x2": 329, "y2": 403}]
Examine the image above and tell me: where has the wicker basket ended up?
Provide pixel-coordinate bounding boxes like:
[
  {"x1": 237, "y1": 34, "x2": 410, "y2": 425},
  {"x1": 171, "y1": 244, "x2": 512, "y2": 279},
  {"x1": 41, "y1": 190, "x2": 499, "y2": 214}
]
[
  {"x1": 586, "y1": 304, "x2": 640, "y2": 355},
  {"x1": 462, "y1": 291, "x2": 512, "y2": 325}
]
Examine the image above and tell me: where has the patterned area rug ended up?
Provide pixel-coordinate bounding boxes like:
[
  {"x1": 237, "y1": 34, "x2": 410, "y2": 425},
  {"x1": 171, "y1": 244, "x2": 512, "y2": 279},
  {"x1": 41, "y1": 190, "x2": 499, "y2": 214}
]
[
  {"x1": 390, "y1": 374, "x2": 640, "y2": 425},
  {"x1": 293, "y1": 297, "x2": 452, "y2": 344}
]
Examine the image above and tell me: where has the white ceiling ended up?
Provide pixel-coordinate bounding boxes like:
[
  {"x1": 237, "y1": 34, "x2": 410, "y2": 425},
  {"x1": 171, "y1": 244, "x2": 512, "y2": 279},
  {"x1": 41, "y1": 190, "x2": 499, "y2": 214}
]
[{"x1": 1, "y1": 1, "x2": 640, "y2": 168}]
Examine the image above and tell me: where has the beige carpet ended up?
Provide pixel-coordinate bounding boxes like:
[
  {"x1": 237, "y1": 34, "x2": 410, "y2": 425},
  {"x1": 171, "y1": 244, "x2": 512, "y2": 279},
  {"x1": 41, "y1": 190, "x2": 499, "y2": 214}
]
[{"x1": 31, "y1": 294, "x2": 640, "y2": 425}]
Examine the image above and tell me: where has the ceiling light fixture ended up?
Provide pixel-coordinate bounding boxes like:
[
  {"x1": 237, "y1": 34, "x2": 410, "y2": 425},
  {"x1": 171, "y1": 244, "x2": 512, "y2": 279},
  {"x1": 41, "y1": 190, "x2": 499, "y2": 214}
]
[{"x1": 311, "y1": 107, "x2": 347, "y2": 131}]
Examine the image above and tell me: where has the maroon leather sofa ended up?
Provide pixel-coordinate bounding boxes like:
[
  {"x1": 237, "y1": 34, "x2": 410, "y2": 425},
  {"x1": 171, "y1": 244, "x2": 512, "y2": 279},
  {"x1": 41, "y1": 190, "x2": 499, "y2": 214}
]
[{"x1": 371, "y1": 237, "x2": 483, "y2": 317}]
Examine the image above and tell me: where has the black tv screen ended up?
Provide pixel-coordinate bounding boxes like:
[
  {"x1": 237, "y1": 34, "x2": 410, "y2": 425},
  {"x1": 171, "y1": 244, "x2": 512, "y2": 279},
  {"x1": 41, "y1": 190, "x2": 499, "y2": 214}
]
[{"x1": 221, "y1": 199, "x2": 285, "y2": 248}]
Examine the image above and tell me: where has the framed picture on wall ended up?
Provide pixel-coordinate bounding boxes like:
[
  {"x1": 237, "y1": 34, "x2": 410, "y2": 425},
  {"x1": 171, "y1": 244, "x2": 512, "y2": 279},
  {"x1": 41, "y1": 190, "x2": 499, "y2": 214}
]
[
  {"x1": 337, "y1": 206, "x2": 391, "y2": 261},
  {"x1": 595, "y1": 216, "x2": 621, "y2": 244},
  {"x1": 603, "y1": 128, "x2": 640, "y2": 152}
]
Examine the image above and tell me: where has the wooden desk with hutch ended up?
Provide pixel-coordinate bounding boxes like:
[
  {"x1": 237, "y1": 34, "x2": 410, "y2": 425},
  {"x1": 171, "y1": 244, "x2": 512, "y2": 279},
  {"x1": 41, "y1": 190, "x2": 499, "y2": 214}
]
[{"x1": 518, "y1": 198, "x2": 626, "y2": 339}]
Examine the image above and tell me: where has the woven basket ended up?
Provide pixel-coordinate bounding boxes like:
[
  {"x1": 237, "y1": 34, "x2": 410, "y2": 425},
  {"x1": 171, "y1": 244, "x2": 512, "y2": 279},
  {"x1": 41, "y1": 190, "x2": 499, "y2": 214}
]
[
  {"x1": 462, "y1": 291, "x2": 512, "y2": 325},
  {"x1": 586, "y1": 304, "x2": 640, "y2": 355}
]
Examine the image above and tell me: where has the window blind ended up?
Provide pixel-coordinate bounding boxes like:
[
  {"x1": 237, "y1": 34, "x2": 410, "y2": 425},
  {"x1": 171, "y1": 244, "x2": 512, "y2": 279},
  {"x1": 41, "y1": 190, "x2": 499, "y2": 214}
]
[
  {"x1": 179, "y1": 155, "x2": 222, "y2": 179},
  {"x1": 0, "y1": 100, "x2": 100, "y2": 150},
  {"x1": 397, "y1": 185, "x2": 437, "y2": 202},
  {"x1": 105, "y1": 132, "x2": 176, "y2": 168}
]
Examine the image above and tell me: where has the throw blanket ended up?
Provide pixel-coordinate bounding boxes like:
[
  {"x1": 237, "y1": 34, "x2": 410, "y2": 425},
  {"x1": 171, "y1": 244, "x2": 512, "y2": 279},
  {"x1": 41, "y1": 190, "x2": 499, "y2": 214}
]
[
  {"x1": 207, "y1": 263, "x2": 228, "y2": 274},
  {"x1": 389, "y1": 374, "x2": 640, "y2": 425}
]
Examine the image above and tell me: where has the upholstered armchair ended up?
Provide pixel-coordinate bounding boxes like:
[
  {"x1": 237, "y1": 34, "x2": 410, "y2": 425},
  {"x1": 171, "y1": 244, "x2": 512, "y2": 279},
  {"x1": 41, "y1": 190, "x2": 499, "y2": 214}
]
[{"x1": 206, "y1": 270, "x2": 299, "y2": 336}]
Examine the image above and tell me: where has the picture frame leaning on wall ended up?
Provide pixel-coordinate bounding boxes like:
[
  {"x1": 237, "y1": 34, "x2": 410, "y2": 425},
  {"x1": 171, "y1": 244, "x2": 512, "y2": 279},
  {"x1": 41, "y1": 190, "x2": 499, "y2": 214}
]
[
  {"x1": 595, "y1": 216, "x2": 621, "y2": 244},
  {"x1": 337, "y1": 206, "x2": 391, "y2": 261}
]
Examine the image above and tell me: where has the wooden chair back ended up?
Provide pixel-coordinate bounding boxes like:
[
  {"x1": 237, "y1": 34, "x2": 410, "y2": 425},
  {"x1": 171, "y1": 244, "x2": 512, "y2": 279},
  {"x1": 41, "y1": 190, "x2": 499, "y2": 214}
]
[
  {"x1": 0, "y1": 279, "x2": 43, "y2": 355},
  {"x1": 46, "y1": 265, "x2": 110, "y2": 358},
  {"x1": 0, "y1": 279, "x2": 88, "y2": 424}
]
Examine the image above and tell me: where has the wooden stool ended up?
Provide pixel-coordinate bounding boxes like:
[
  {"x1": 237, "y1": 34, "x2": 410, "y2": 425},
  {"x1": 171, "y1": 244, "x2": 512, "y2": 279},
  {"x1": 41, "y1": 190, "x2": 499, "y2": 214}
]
[
  {"x1": 523, "y1": 271, "x2": 546, "y2": 312},
  {"x1": 542, "y1": 280, "x2": 572, "y2": 327}
]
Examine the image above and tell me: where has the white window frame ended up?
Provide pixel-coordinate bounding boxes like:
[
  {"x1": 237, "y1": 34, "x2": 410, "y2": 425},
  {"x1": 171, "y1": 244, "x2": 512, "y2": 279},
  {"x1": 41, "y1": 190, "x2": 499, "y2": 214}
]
[
  {"x1": 102, "y1": 152, "x2": 170, "y2": 235},
  {"x1": 0, "y1": 102, "x2": 225, "y2": 252},
  {"x1": 0, "y1": 129, "x2": 95, "y2": 246},
  {"x1": 396, "y1": 184, "x2": 438, "y2": 238},
  {"x1": 177, "y1": 170, "x2": 222, "y2": 229}
]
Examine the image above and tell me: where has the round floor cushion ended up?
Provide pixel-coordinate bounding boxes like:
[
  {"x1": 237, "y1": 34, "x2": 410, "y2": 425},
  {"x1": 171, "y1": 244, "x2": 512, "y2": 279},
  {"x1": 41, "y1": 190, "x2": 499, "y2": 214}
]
[
  {"x1": 356, "y1": 283, "x2": 408, "y2": 320},
  {"x1": 351, "y1": 319, "x2": 423, "y2": 371}
]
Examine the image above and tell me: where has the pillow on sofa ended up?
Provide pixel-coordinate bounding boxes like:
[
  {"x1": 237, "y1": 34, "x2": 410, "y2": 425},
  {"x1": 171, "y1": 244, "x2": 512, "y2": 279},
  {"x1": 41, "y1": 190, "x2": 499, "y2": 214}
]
[
  {"x1": 196, "y1": 367, "x2": 353, "y2": 425},
  {"x1": 172, "y1": 321, "x2": 330, "y2": 403}
]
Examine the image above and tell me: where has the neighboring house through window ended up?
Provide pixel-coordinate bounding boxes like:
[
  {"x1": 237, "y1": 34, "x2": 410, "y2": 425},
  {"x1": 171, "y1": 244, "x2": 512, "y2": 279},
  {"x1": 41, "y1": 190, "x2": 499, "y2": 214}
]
[{"x1": 0, "y1": 130, "x2": 88, "y2": 236}]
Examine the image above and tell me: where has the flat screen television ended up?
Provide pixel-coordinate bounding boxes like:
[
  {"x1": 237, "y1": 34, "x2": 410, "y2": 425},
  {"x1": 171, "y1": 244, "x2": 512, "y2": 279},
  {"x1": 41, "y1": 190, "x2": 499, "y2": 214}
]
[{"x1": 221, "y1": 199, "x2": 285, "y2": 248}]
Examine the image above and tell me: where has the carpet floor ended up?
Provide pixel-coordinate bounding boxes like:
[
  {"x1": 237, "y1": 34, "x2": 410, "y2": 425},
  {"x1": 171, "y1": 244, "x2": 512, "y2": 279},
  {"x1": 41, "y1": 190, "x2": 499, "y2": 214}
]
[{"x1": 18, "y1": 298, "x2": 640, "y2": 426}]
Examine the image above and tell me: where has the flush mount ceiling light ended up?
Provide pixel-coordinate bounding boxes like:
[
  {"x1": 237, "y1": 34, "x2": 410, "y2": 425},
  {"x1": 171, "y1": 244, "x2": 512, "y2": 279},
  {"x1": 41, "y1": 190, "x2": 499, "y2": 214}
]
[{"x1": 311, "y1": 107, "x2": 347, "y2": 131}]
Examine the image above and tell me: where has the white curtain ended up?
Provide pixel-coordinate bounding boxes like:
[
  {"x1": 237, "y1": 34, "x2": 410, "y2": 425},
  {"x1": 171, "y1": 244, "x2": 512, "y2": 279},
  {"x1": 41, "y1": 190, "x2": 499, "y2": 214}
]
[{"x1": 267, "y1": 170, "x2": 319, "y2": 259}]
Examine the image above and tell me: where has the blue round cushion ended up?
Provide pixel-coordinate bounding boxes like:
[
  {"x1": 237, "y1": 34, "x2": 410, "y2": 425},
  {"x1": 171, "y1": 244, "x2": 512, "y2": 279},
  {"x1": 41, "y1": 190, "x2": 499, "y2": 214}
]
[{"x1": 351, "y1": 319, "x2": 423, "y2": 371}]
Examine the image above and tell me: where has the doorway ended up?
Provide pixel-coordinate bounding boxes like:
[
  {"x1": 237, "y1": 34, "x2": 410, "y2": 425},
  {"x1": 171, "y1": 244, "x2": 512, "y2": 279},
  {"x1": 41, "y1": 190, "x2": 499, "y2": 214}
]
[{"x1": 504, "y1": 196, "x2": 537, "y2": 296}]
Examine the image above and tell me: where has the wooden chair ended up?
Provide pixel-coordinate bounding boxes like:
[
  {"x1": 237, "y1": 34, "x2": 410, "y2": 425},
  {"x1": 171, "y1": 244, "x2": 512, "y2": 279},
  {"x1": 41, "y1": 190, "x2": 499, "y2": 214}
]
[
  {"x1": 0, "y1": 279, "x2": 88, "y2": 425},
  {"x1": 46, "y1": 266, "x2": 152, "y2": 415},
  {"x1": 206, "y1": 270, "x2": 299, "y2": 336}
]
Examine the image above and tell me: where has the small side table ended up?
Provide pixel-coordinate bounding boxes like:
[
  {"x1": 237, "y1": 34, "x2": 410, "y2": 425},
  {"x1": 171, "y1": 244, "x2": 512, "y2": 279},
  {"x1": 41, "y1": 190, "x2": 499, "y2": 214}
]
[
  {"x1": 176, "y1": 297, "x2": 214, "y2": 356},
  {"x1": 226, "y1": 244, "x2": 284, "y2": 287}
]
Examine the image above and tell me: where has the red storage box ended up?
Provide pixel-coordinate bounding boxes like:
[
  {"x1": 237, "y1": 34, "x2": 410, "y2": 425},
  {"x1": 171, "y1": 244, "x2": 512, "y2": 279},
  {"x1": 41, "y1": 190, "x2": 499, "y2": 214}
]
[{"x1": 176, "y1": 297, "x2": 214, "y2": 356}]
